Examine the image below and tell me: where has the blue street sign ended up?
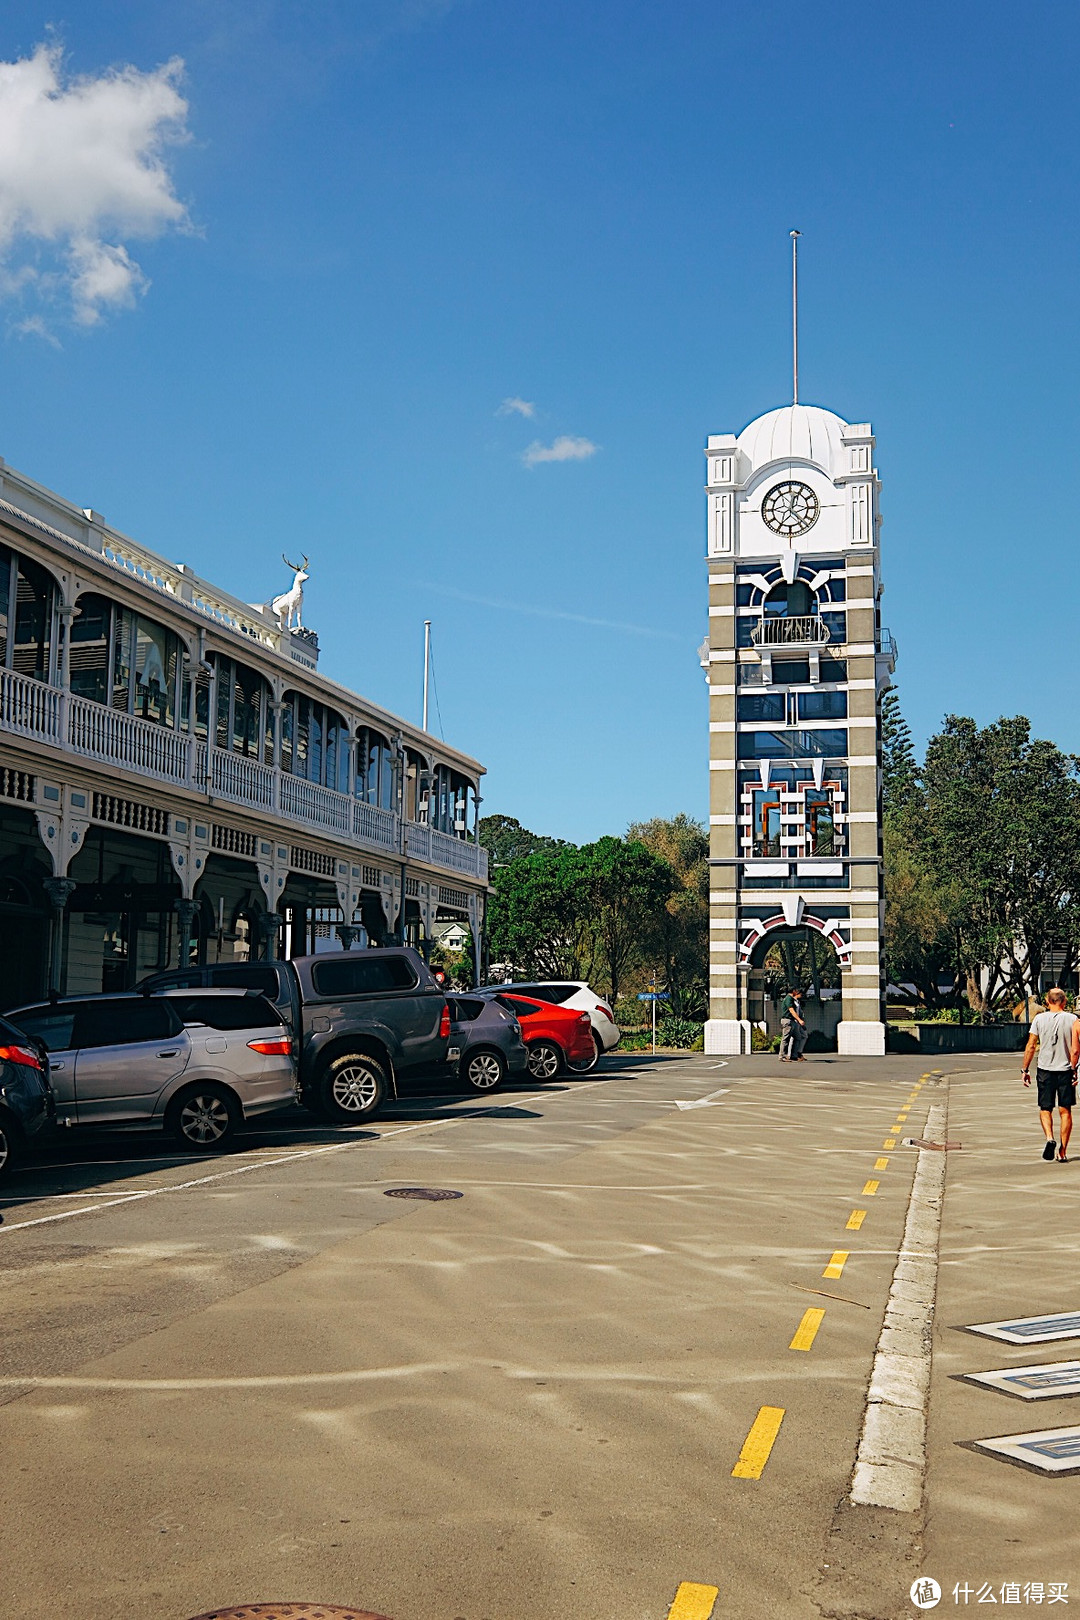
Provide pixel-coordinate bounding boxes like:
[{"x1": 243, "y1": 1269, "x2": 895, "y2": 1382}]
[{"x1": 637, "y1": 992, "x2": 670, "y2": 1001}]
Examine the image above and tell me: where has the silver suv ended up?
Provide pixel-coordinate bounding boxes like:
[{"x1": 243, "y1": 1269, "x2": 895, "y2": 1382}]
[{"x1": 7, "y1": 990, "x2": 295, "y2": 1151}]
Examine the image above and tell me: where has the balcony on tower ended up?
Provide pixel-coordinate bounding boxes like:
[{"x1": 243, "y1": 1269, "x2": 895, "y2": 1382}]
[
  {"x1": 751, "y1": 615, "x2": 831, "y2": 648},
  {"x1": 747, "y1": 576, "x2": 840, "y2": 649}
]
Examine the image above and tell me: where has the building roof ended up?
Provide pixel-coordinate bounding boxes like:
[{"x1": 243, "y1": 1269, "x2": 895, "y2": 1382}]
[{"x1": 736, "y1": 404, "x2": 849, "y2": 475}]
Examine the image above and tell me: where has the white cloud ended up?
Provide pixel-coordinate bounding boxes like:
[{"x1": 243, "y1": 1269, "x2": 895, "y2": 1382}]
[
  {"x1": 497, "y1": 396, "x2": 535, "y2": 418},
  {"x1": 0, "y1": 43, "x2": 191, "y2": 330},
  {"x1": 522, "y1": 435, "x2": 599, "y2": 468}
]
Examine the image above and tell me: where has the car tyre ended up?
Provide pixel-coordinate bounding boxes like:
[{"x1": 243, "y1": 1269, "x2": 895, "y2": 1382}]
[
  {"x1": 167, "y1": 1083, "x2": 240, "y2": 1151},
  {"x1": 320, "y1": 1052, "x2": 388, "y2": 1122},
  {"x1": 461, "y1": 1048, "x2": 506, "y2": 1093},
  {"x1": 0, "y1": 1114, "x2": 20, "y2": 1182},
  {"x1": 526, "y1": 1040, "x2": 563, "y2": 1081}
]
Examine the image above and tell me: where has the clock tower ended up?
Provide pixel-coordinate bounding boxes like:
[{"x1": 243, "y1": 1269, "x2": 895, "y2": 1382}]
[{"x1": 702, "y1": 403, "x2": 896, "y2": 1055}]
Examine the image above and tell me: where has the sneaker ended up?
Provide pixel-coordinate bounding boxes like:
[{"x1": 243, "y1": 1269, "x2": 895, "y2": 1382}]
[{"x1": 1043, "y1": 1140, "x2": 1058, "y2": 1160}]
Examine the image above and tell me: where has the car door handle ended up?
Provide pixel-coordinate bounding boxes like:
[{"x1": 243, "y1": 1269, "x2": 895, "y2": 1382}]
[
  {"x1": 51, "y1": 1060, "x2": 65, "y2": 1071},
  {"x1": 157, "y1": 1049, "x2": 180, "y2": 1058}
]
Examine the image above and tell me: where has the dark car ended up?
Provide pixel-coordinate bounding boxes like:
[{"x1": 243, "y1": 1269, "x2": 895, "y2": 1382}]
[
  {"x1": 0, "y1": 1010, "x2": 53, "y2": 1180},
  {"x1": 140, "y1": 947, "x2": 449, "y2": 1123},
  {"x1": 447, "y1": 995, "x2": 528, "y2": 1093}
]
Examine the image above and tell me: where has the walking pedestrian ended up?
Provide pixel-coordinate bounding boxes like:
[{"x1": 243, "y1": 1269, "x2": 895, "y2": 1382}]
[
  {"x1": 1021, "y1": 988, "x2": 1078, "y2": 1162},
  {"x1": 779, "y1": 988, "x2": 808, "y2": 1062}
]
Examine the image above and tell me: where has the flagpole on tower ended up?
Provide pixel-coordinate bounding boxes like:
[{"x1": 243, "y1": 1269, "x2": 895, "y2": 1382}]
[{"x1": 790, "y1": 229, "x2": 801, "y2": 405}]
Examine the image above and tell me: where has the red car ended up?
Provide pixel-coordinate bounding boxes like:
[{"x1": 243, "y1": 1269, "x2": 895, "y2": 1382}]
[{"x1": 490, "y1": 993, "x2": 595, "y2": 1079}]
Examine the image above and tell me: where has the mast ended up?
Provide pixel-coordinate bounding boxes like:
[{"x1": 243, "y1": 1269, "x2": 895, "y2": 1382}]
[
  {"x1": 790, "y1": 229, "x2": 801, "y2": 405},
  {"x1": 422, "y1": 619, "x2": 431, "y2": 732}
]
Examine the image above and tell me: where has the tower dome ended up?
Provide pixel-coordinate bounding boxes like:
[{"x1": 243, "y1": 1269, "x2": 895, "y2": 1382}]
[{"x1": 736, "y1": 404, "x2": 848, "y2": 475}]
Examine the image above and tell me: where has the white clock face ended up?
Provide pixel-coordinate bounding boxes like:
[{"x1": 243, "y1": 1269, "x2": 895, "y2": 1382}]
[{"x1": 761, "y1": 481, "x2": 819, "y2": 539}]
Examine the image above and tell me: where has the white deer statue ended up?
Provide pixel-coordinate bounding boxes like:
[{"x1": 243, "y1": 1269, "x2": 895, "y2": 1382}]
[{"x1": 272, "y1": 553, "x2": 309, "y2": 633}]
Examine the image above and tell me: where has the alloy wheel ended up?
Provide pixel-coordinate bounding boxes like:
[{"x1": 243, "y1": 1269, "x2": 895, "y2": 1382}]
[{"x1": 178, "y1": 1093, "x2": 231, "y2": 1145}]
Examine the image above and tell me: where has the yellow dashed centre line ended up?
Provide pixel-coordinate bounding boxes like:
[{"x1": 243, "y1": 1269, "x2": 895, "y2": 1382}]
[
  {"x1": 789, "y1": 1307, "x2": 825, "y2": 1351},
  {"x1": 666, "y1": 1584, "x2": 719, "y2": 1620},
  {"x1": 823, "y1": 1250, "x2": 849, "y2": 1278},
  {"x1": 846, "y1": 1209, "x2": 867, "y2": 1230},
  {"x1": 874, "y1": 1157, "x2": 890, "y2": 1171},
  {"x1": 862, "y1": 1179, "x2": 880, "y2": 1196},
  {"x1": 732, "y1": 1406, "x2": 786, "y2": 1479},
  {"x1": 883, "y1": 1138, "x2": 897, "y2": 1149}
]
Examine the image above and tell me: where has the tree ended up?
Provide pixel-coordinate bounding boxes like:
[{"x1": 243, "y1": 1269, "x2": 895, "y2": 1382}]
[
  {"x1": 921, "y1": 716, "x2": 1080, "y2": 1005},
  {"x1": 627, "y1": 814, "x2": 709, "y2": 1018},
  {"x1": 881, "y1": 687, "x2": 920, "y2": 815},
  {"x1": 577, "y1": 836, "x2": 675, "y2": 1006},
  {"x1": 486, "y1": 845, "x2": 591, "y2": 979},
  {"x1": 478, "y1": 815, "x2": 565, "y2": 868}
]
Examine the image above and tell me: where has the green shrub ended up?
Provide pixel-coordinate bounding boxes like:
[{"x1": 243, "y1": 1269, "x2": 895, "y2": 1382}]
[
  {"x1": 751, "y1": 1025, "x2": 781, "y2": 1053},
  {"x1": 657, "y1": 1017, "x2": 702, "y2": 1049}
]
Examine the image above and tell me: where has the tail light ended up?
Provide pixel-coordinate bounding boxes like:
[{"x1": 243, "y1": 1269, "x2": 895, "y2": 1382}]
[
  {"x1": 439, "y1": 1003, "x2": 451, "y2": 1039},
  {"x1": 247, "y1": 1038, "x2": 292, "y2": 1056},
  {"x1": 578, "y1": 1012, "x2": 591, "y2": 1023},
  {"x1": 0, "y1": 1044, "x2": 44, "y2": 1070},
  {"x1": 596, "y1": 1004, "x2": 613, "y2": 1023}
]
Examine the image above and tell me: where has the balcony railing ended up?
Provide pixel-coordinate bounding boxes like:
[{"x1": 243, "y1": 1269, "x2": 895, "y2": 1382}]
[
  {"x1": 751, "y1": 616, "x2": 831, "y2": 647},
  {"x1": 0, "y1": 667, "x2": 486, "y2": 880}
]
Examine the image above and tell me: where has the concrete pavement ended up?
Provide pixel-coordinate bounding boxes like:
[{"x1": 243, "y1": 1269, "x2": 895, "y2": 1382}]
[{"x1": 1, "y1": 1051, "x2": 1071, "y2": 1620}]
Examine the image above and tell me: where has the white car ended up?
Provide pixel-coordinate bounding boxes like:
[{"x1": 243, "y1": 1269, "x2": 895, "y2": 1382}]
[{"x1": 483, "y1": 982, "x2": 620, "y2": 1066}]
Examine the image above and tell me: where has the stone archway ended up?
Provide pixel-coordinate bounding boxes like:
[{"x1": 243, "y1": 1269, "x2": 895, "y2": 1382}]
[{"x1": 747, "y1": 923, "x2": 845, "y2": 1051}]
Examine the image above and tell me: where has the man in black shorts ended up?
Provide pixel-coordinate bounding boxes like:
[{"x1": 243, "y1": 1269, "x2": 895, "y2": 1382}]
[{"x1": 1021, "y1": 988, "x2": 1078, "y2": 1162}]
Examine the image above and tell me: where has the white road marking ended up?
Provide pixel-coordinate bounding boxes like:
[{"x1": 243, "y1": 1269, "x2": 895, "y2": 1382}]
[{"x1": 673, "y1": 1088, "x2": 730, "y2": 1111}]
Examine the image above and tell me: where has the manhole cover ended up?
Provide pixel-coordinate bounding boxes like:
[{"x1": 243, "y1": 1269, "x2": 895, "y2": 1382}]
[
  {"x1": 187, "y1": 1608, "x2": 391, "y2": 1619},
  {"x1": 383, "y1": 1187, "x2": 463, "y2": 1201}
]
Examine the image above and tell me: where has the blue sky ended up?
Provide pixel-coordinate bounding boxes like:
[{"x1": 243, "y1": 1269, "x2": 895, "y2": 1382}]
[{"x1": 1, "y1": 1, "x2": 1077, "y2": 842}]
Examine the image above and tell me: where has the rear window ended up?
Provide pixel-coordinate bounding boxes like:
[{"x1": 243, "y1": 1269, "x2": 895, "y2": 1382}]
[
  {"x1": 449, "y1": 997, "x2": 486, "y2": 1023},
  {"x1": 205, "y1": 965, "x2": 281, "y2": 997},
  {"x1": 73, "y1": 999, "x2": 182, "y2": 1049},
  {"x1": 6, "y1": 1007, "x2": 77, "y2": 1052},
  {"x1": 513, "y1": 984, "x2": 578, "y2": 1004},
  {"x1": 311, "y1": 955, "x2": 419, "y2": 997},
  {"x1": 496, "y1": 995, "x2": 542, "y2": 1019},
  {"x1": 166, "y1": 995, "x2": 284, "y2": 1031}
]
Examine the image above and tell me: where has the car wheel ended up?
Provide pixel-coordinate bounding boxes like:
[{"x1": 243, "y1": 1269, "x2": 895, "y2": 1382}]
[
  {"x1": 566, "y1": 1036, "x2": 600, "y2": 1075},
  {"x1": 526, "y1": 1040, "x2": 563, "y2": 1081},
  {"x1": 462, "y1": 1049, "x2": 506, "y2": 1093},
  {"x1": 0, "y1": 1115, "x2": 19, "y2": 1182},
  {"x1": 320, "y1": 1053, "x2": 388, "y2": 1122},
  {"x1": 167, "y1": 1084, "x2": 240, "y2": 1151}
]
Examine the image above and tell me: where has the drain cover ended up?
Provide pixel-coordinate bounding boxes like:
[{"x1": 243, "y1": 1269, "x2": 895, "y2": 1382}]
[
  {"x1": 187, "y1": 1608, "x2": 391, "y2": 1619},
  {"x1": 383, "y1": 1187, "x2": 463, "y2": 1201}
]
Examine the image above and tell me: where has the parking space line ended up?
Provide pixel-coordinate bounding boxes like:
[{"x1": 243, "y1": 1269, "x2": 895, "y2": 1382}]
[
  {"x1": 789, "y1": 1308, "x2": 825, "y2": 1351},
  {"x1": 823, "y1": 1250, "x2": 849, "y2": 1278},
  {"x1": 732, "y1": 1406, "x2": 786, "y2": 1478},
  {"x1": 666, "y1": 1583, "x2": 719, "y2": 1620}
]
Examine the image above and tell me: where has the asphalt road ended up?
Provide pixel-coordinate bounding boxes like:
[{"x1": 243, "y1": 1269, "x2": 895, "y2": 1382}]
[{"x1": 2, "y1": 1050, "x2": 1073, "y2": 1620}]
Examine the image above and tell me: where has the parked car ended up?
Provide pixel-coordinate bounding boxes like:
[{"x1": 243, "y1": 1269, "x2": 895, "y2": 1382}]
[
  {"x1": 139, "y1": 947, "x2": 449, "y2": 1123},
  {"x1": 478, "y1": 981, "x2": 620, "y2": 1064},
  {"x1": 0, "y1": 1011, "x2": 53, "y2": 1180},
  {"x1": 446, "y1": 994, "x2": 528, "y2": 1093},
  {"x1": 5, "y1": 990, "x2": 294, "y2": 1151},
  {"x1": 480, "y1": 992, "x2": 596, "y2": 1080}
]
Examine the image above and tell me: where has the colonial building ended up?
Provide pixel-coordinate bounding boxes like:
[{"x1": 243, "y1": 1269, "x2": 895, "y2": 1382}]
[
  {"x1": 0, "y1": 454, "x2": 488, "y2": 1003},
  {"x1": 702, "y1": 404, "x2": 896, "y2": 1055}
]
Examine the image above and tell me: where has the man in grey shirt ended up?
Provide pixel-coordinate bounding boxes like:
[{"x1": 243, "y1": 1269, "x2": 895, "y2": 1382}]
[{"x1": 1021, "y1": 988, "x2": 1079, "y2": 1161}]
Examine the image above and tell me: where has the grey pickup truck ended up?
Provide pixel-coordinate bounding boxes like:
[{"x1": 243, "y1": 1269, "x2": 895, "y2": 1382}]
[{"x1": 141, "y1": 947, "x2": 449, "y2": 1122}]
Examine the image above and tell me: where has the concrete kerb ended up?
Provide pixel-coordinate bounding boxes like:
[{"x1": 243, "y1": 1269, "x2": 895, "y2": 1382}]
[{"x1": 849, "y1": 1093, "x2": 948, "y2": 1512}]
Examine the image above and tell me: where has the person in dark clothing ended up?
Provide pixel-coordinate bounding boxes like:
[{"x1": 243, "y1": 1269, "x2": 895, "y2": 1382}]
[{"x1": 779, "y1": 988, "x2": 808, "y2": 1062}]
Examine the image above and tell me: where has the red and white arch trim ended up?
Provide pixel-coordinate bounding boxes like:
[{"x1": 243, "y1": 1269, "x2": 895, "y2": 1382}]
[{"x1": 738, "y1": 897, "x2": 852, "y2": 969}]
